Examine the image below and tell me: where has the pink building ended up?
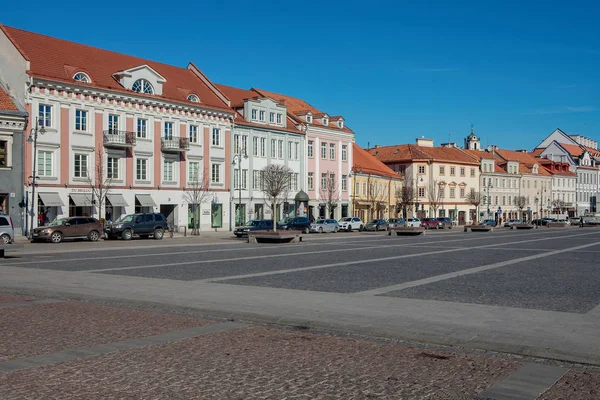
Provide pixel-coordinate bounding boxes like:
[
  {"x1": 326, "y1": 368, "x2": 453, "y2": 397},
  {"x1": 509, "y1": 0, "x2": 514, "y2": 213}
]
[{"x1": 252, "y1": 89, "x2": 354, "y2": 220}]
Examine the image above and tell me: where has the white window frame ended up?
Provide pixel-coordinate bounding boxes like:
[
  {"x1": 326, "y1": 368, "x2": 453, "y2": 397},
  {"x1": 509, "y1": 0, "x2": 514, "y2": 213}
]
[
  {"x1": 269, "y1": 112, "x2": 275, "y2": 123},
  {"x1": 271, "y1": 139, "x2": 276, "y2": 158},
  {"x1": 259, "y1": 110, "x2": 265, "y2": 121},
  {"x1": 136, "y1": 158, "x2": 148, "y2": 181},
  {"x1": 189, "y1": 125, "x2": 199, "y2": 144},
  {"x1": 276, "y1": 113, "x2": 282, "y2": 124},
  {"x1": 107, "y1": 156, "x2": 120, "y2": 180},
  {"x1": 329, "y1": 143, "x2": 335, "y2": 160},
  {"x1": 73, "y1": 153, "x2": 88, "y2": 178},
  {"x1": 39, "y1": 104, "x2": 52, "y2": 128},
  {"x1": 308, "y1": 140, "x2": 314, "y2": 158},
  {"x1": 75, "y1": 109, "x2": 88, "y2": 132},
  {"x1": 164, "y1": 122, "x2": 174, "y2": 140},
  {"x1": 321, "y1": 142, "x2": 327, "y2": 159},
  {"x1": 137, "y1": 118, "x2": 148, "y2": 139},
  {"x1": 163, "y1": 160, "x2": 174, "y2": 181},
  {"x1": 211, "y1": 163, "x2": 221, "y2": 183},
  {"x1": 341, "y1": 145, "x2": 347, "y2": 161},
  {"x1": 253, "y1": 137, "x2": 258, "y2": 156},
  {"x1": 251, "y1": 109, "x2": 257, "y2": 120},
  {"x1": 278, "y1": 140, "x2": 283, "y2": 159},
  {"x1": 212, "y1": 128, "x2": 221, "y2": 146},
  {"x1": 260, "y1": 138, "x2": 266, "y2": 157},
  {"x1": 342, "y1": 175, "x2": 347, "y2": 191},
  {"x1": 188, "y1": 161, "x2": 200, "y2": 182},
  {"x1": 308, "y1": 173, "x2": 314, "y2": 190}
]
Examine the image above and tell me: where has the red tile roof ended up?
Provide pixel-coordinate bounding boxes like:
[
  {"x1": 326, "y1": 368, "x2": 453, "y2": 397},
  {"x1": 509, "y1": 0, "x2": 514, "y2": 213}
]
[
  {"x1": 0, "y1": 85, "x2": 18, "y2": 111},
  {"x1": 1, "y1": 25, "x2": 231, "y2": 112},
  {"x1": 215, "y1": 84, "x2": 261, "y2": 108},
  {"x1": 559, "y1": 143, "x2": 584, "y2": 157},
  {"x1": 353, "y1": 144, "x2": 400, "y2": 179},
  {"x1": 369, "y1": 144, "x2": 479, "y2": 165},
  {"x1": 251, "y1": 88, "x2": 353, "y2": 133},
  {"x1": 495, "y1": 149, "x2": 552, "y2": 176}
]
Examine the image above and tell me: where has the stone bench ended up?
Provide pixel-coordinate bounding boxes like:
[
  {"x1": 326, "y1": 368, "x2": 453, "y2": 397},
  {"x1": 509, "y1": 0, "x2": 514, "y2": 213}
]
[
  {"x1": 548, "y1": 222, "x2": 569, "y2": 228},
  {"x1": 464, "y1": 225, "x2": 493, "y2": 232},
  {"x1": 248, "y1": 232, "x2": 302, "y2": 244},
  {"x1": 0, "y1": 244, "x2": 23, "y2": 258},
  {"x1": 388, "y1": 227, "x2": 425, "y2": 236},
  {"x1": 512, "y1": 224, "x2": 535, "y2": 230}
]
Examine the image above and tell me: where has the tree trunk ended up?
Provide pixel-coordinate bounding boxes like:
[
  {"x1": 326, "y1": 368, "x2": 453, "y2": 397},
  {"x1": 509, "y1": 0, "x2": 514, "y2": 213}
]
[{"x1": 272, "y1": 200, "x2": 277, "y2": 232}]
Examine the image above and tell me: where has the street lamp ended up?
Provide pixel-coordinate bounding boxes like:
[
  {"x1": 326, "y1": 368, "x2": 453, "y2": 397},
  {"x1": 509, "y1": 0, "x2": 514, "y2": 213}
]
[
  {"x1": 485, "y1": 178, "x2": 493, "y2": 220},
  {"x1": 231, "y1": 150, "x2": 248, "y2": 227},
  {"x1": 27, "y1": 117, "x2": 46, "y2": 238}
]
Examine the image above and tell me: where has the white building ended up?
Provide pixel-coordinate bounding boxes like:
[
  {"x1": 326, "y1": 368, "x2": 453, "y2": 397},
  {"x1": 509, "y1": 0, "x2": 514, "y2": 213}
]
[
  {"x1": 0, "y1": 25, "x2": 236, "y2": 232},
  {"x1": 214, "y1": 84, "x2": 306, "y2": 226}
]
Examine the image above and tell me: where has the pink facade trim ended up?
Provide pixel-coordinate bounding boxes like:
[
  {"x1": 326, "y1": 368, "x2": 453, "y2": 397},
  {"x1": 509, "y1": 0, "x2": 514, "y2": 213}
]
[
  {"x1": 60, "y1": 108, "x2": 70, "y2": 185},
  {"x1": 154, "y1": 121, "x2": 161, "y2": 188},
  {"x1": 125, "y1": 116, "x2": 134, "y2": 187}
]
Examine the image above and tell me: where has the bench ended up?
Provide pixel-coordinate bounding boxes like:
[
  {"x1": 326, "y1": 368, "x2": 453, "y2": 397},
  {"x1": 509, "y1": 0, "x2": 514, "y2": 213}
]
[
  {"x1": 387, "y1": 227, "x2": 425, "y2": 236},
  {"x1": 248, "y1": 232, "x2": 302, "y2": 244},
  {"x1": 464, "y1": 225, "x2": 493, "y2": 232},
  {"x1": 0, "y1": 244, "x2": 23, "y2": 258}
]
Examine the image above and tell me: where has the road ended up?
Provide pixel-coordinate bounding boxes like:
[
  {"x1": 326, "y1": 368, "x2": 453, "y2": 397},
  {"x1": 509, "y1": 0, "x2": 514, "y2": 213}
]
[{"x1": 2, "y1": 226, "x2": 600, "y2": 365}]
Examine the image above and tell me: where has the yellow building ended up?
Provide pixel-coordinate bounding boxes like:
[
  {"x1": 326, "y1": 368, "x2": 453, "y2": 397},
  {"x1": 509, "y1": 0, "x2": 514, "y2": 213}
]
[{"x1": 351, "y1": 144, "x2": 402, "y2": 221}]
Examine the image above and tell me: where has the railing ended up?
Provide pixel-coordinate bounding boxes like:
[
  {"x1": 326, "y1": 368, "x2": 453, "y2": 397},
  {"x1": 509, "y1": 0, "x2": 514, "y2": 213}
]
[
  {"x1": 103, "y1": 130, "x2": 136, "y2": 147},
  {"x1": 161, "y1": 136, "x2": 190, "y2": 152}
]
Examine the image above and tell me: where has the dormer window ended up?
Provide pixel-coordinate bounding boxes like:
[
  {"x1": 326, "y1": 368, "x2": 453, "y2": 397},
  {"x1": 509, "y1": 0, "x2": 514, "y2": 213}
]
[
  {"x1": 73, "y1": 72, "x2": 91, "y2": 83},
  {"x1": 132, "y1": 79, "x2": 154, "y2": 94},
  {"x1": 187, "y1": 94, "x2": 200, "y2": 103},
  {"x1": 306, "y1": 115, "x2": 312, "y2": 123},
  {"x1": 338, "y1": 120, "x2": 343, "y2": 129},
  {"x1": 323, "y1": 118, "x2": 328, "y2": 126}
]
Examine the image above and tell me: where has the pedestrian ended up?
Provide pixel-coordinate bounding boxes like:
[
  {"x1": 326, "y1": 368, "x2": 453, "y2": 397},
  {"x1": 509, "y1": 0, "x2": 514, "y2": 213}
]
[
  {"x1": 38, "y1": 211, "x2": 44, "y2": 226},
  {"x1": 309, "y1": 214, "x2": 315, "y2": 224}
]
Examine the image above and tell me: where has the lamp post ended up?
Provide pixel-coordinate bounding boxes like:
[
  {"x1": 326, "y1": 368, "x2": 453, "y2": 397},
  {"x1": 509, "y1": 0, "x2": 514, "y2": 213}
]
[
  {"x1": 27, "y1": 117, "x2": 46, "y2": 238},
  {"x1": 232, "y1": 150, "x2": 248, "y2": 227},
  {"x1": 485, "y1": 178, "x2": 493, "y2": 220}
]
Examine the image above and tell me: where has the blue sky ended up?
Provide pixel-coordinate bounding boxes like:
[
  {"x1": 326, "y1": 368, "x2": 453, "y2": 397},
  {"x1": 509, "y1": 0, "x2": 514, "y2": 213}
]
[{"x1": 3, "y1": 0, "x2": 598, "y2": 150}]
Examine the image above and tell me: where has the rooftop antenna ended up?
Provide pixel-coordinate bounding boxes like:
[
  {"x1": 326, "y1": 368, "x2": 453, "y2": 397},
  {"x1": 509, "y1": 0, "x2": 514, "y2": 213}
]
[{"x1": 367, "y1": 141, "x2": 370, "y2": 150}]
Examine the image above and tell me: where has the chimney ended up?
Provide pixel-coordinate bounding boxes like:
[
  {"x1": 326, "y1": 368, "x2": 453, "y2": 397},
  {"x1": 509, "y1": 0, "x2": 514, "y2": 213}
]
[
  {"x1": 416, "y1": 137, "x2": 434, "y2": 147},
  {"x1": 441, "y1": 142, "x2": 456, "y2": 148},
  {"x1": 374, "y1": 144, "x2": 380, "y2": 148}
]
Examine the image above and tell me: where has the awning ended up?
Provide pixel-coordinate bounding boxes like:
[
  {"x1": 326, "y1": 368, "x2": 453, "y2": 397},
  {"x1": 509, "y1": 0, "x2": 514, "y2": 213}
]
[
  {"x1": 106, "y1": 193, "x2": 129, "y2": 207},
  {"x1": 70, "y1": 193, "x2": 93, "y2": 207},
  {"x1": 38, "y1": 192, "x2": 64, "y2": 207},
  {"x1": 135, "y1": 194, "x2": 156, "y2": 207}
]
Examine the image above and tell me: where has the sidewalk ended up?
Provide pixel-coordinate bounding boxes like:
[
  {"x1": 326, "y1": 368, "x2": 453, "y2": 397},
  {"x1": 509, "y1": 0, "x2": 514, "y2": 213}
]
[{"x1": 0, "y1": 291, "x2": 598, "y2": 399}]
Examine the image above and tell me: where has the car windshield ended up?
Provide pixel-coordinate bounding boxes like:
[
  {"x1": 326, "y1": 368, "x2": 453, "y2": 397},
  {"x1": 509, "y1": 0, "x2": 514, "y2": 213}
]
[
  {"x1": 314, "y1": 220, "x2": 325, "y2": 224},
  {"x1": 47, "y1": 218, "x2": 69, "y2": 226},
  {"x1": 119, "y1": 215, "x2": 135, "y2": 223},
  {"x1": 278, "y1": 217, "x2": 292, "y2": 225},
  {"x1": 369, "y1": 219, "x2": 378, "y2": 224},
  {"x1": 340, "y1": 217, "x2": 352, "y2": 222},
  {"x1": 246, "y1": 220, "x2": 260, "y2": 226}
]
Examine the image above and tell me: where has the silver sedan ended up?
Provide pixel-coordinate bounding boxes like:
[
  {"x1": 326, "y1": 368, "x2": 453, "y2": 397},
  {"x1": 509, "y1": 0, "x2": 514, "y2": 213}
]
[{"x1": 309, "y1": 219, "x2": 340, "y2": 233}]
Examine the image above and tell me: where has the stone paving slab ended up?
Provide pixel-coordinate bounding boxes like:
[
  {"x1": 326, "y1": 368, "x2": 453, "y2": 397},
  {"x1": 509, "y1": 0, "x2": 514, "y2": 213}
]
[
  {"x1": 538, "y1": 368, "x2": 600, "y2": 399},
  {"x1": 0, "y1": 301, "x2": 213, "y2": 362},
  {"x1": 0, "y1": 326, "x2": 521, "y2": 400}
]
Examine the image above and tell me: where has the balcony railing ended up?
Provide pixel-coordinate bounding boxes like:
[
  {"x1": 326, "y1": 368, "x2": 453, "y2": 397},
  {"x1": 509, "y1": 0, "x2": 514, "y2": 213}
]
[
  {"x1": 161, "y1": 136, "x2": 190, "y2": 152},
  {"x1": 103, "y1": 130, "x2": 136, "y2": 148}
]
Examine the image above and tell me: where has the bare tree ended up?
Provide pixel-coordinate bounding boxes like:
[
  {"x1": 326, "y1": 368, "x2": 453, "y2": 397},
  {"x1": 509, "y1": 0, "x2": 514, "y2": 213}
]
[
  {"x1": 319, "y1": 170, "x2": 340, "y2": 219},
  {"x1": 365, "y1": 177, "x2": 387, "y2": 220},
  {"x1": 465, "y1": 189, "x2": 483, "y2": 224},
  {"x1": 261, "y1": 164, "x2": 292, "y2": 232},
  {"x1": 395, "y1": 180, "x2": 416, "y2": 218},
  {"x1": 516, "y1": 195, "x2": 527, "y2": 220},
  {"x1": 552, "y1": 199, "x2": 565, "y2": 213},
  {"x1": 183, "y1": 167, "x2": 212, "y2": 235},
  {"x1": 87, "y1": 148, "x2": 114, "y2": 222},
  {"x1": 428, "y1": 180, "x2": 442, "y2": 218}
]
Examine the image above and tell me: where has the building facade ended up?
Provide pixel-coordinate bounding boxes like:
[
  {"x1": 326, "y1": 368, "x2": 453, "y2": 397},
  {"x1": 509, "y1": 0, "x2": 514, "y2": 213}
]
[
  {"x1": 252, "y1": 89, "x2": 354, "y2": 220},
  {"x1": 0, "y1": 25, "x2": 236, "y2": 233},
  {"x1": 369, "y1": 138, "x2": 480, "y2": 224},
  {"x1": 214, "y1": 84, "x2": 306, "y2": 226},
  {"x1": 0, "y1": 83, "x2": 28, "y2": 234},
  {"x1": 351, "y1": 144, "x2": 402, "y2": 221}
]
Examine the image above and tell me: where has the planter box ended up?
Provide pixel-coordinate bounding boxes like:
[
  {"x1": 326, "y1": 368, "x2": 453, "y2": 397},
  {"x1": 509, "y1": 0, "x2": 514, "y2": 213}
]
[
  {"x1": 388, "y1": 227, "x2": 425, "y2": 236},
  {"x1": 247, "y1": 231, "x2": 302, "y2": 244},
  {"x1": 513, "y1": 224, "x2": 534, "y2": 230},
  {"x1": 548, "y1": 222, "x2": 569, "y2": 228},
  {"x1": 464, "y1": 225, "x2": 493, "y2": 232}
]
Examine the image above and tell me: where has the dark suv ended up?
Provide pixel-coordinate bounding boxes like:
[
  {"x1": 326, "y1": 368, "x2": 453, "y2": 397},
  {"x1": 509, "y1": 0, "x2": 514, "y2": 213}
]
[
  {"x1": 104, "y1": 213, "x2": 169, "y2": 240},
  {"x1": 234, "y1": 219, "x2": 274, "y2": 237},
  {"x1": 277, "y1": 216, "x2": 311, "y2": 233}
]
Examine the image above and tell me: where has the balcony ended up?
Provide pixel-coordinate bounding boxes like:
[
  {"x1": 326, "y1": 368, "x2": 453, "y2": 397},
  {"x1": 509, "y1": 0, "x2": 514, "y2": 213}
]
[
  {"x1": 103, "y1": 130, "x2": 136, "y2": 148},
  {"x1": 161, "y1": 136, "x2": 190, "y2": 152}
]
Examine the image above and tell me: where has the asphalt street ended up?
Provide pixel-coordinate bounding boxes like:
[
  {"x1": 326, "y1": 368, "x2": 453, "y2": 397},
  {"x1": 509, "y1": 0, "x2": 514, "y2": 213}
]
[{"x1": 2, "y1": 227, "x2": 600, "y2": 365}]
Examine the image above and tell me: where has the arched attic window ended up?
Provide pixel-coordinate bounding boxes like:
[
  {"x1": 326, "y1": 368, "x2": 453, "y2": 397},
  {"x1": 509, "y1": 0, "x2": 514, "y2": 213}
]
[
  {"x1": 73, "y1": 72, "x2": 91, "y2": 83},
  {"x1": 132, "y1": 79, "x2": 154, "y2": 94},
  {"x1": 187, "y1": 94, "x2": 200, "y2": 102}
]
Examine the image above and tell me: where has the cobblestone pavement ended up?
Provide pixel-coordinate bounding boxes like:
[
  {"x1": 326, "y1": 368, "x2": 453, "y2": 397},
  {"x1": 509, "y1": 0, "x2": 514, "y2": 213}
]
[
  {"x1": 0, "y1": 301, "x2": 212, "y2": 362},
  {"x1": 0, "y1": 294, "x2": 598, "y2": 399},
  {"x1": 0, "y1": 293, "x2": 33, "y2": 303}
]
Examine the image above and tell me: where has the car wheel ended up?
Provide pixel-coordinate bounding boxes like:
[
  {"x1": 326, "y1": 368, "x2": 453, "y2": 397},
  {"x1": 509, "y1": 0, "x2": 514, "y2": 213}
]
[
  {"x1": 347, "y1": 226, "x2": 352, "y2": 232},
  {"x1": 358, "y1": 225, "x2": 363, "y2": 231},
  {"x1": 50, "y1": 231, "x2": 63, "y2": 244},
  {"x1": 122, "y1": 229, "x2": 133, "y2": 240},
  {"x1": 1, "y1": 234, "x2": 10, "y2": 244},
  {"x1": 303, "y1": 227, "x2": 309, "y2": 234},
  {"x1": 334, "y1": 227, "x2": 338, "y2": 233},
  {"x1": 318, "y1": 227, "x2": 323, "y2": 233},
  {"x1": 154, "y1": 228, "x2": 164, "y2": 240},
  {"x1": 88, "y1": 230, "x2": 100, "y2": 242}
]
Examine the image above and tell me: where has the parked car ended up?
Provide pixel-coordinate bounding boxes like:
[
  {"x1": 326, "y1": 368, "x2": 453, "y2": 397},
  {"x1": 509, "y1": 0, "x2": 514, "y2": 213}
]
[
  {"x1": 309, "y1": 219, "x2": 340, "y2": 233},
  {"x1": 338, "y1": 217, "x2": 364, "y2": 232},
  {"x1": 406, "y1": 217, "x2": 421, "y2": 227},
  {"x1": 481, "y1": 219, "x2": 497, "y2": 227},
  {"x1": 503, "y1": 219, "x2": 522, "y2": 227},
  {"x1": 387, "y1": 218, "x2": 405, "y2": 229},
  {"x1": 234, "y1": 219, "x2": 274, "y2": 237},
  {"x1": 533, "y1": 218, "x2": 555, "y2": 226},
  {"x1": 277, "y1": 216, "x2": 311, "y2": 233},
  {"x1": 104, "y1": 213, "x2": 168, "y2": 240},
  {"x1": 31, "y1": 217, "x2": 102, "y2": 243},
  {"x1": 557, "y1": 218, "x2": 571, "y2": 226},
  {"x1": 436, "y1": 217, "x2": 452, "y2": 229},
  {"x1": 0, "y1": 214, "x2": 15, "y2": 244},
  {"x1": 364, "y1": 219, "x2": 389, "y2": 231},
  {"x1": 420, "y1": 218, "x2": 439, "y2": 229}
]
